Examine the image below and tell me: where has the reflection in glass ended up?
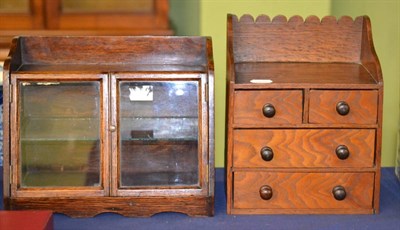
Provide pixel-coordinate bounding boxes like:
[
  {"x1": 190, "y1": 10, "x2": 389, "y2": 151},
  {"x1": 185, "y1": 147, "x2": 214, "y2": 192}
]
[
  {"x1": 0, "y1": 0, "x2": 29, "y2": 13},
  {"x1": 119, "y1": 81, "x2": 199, "y2": 187},
  {"x1": 19, "y1": 82, "x2": 101, "y2": 187},
  {"x1": 62, "y1": 0, "x2": 154, "y2": 13}
]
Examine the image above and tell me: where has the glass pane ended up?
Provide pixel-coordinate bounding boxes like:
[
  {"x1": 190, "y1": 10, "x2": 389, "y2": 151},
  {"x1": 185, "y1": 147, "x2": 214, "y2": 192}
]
[
  {"x1": 62, "y1": 0, "x2": 154, "y2": 13},
  {"x1": 119, "y1": 81, "x2": 199, "y2": 187},
  {"x1": 0, "y1": 0, "x2": 29, "y2": 13},
  {"x1": 19, "y1": 81, "x2": 101, "y2": 187}
]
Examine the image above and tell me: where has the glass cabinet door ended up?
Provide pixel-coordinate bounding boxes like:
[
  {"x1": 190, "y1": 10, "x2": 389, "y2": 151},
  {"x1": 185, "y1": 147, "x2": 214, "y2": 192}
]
[
  {"x1": 118, "y1": 81, "x2": 199, "y2": 187},
  {"x1": 112, "y1": 74, "x2": 209, "y2": 196},
  {"x1": 11, "y1": 74, "x2": 108, "y2": 196}
]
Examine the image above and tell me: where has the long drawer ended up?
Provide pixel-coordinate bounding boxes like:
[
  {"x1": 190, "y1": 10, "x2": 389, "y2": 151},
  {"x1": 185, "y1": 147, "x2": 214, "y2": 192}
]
[
  {"x1": 233, "y1": 129, "x2": 375, "y2": 168},
  {"x1": 233, "y1": 172, "x2": 374, "y2": 210}
]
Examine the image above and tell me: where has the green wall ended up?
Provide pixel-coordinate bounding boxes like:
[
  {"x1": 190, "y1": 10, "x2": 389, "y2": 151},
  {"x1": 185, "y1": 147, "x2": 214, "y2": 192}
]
[
  {"x1": 170, "y1": 0, "x2": 400, "y2": 167},
  {"x1": 169, "y1": 0, "x2": 200, "y2": 35}
]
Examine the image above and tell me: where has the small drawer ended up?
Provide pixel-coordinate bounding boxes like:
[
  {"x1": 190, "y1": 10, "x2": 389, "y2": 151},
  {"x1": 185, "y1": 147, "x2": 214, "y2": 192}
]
[
  {"x1": 233, "y1": 90, "x2": 303, "y2": 125},
  {"x1": 309, "y1": 90, "x2": 378, "y2": 124},
  {"x1": 233, "y1": 129, "x2": 375, "y2": 168},
  {"x1": 233, "y1": 172, "x2": 374, "y2": 210}
]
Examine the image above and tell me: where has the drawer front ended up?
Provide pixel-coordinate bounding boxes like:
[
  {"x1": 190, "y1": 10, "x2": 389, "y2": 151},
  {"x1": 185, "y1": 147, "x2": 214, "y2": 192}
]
[
  {"x1": 234, "y1": 90, "x2": 303, "y2": 125},
  {"x1": 309, "y1": 90, "x2": 378, "y2": 124},
  {"x1": 233, "y1": 129, "x2": 375, "y2": 168},
  {"x1": 233, "y1": 172, "x2": 374, "y2": 209}
]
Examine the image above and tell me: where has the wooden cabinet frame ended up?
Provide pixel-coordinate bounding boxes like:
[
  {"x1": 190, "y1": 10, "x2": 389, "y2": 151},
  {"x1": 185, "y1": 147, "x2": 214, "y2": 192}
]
[{"x1": 3, "y1": 36, "x2": 214, "y2": 217}]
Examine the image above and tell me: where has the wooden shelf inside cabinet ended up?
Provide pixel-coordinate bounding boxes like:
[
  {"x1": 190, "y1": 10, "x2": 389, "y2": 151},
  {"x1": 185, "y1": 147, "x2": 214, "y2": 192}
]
[
  {"x1": 226, "y1": 14, "x2": 383, "y2": 215},
  {"x1": 3, "y1": 36, "x2": 214, "y2": 217}
]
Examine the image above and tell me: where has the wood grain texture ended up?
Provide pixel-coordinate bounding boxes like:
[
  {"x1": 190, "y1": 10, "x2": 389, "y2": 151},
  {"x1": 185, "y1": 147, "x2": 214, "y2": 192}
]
[
  {"x1": 8, "y1": 196, "x2": 214, "y2": 217},
  {"x1": 205, "y1": 36, "x2": 215, "y2": 199},
  {"x1": 225, "y1": 83, "x2": 235, "y2": 214},
  {"x1": 360, "y1": 16, "x2": 383, "y2": 84},
  {"x1": 233, "y1": 172, "x2": 374, "y2": 209},
  {"x1": 4, "y1": 36, "x2": 214, "y2": 216},
  {"x1": 45, "y1": 0, "x2": 170, "y2": 30},
  {"x1": 233, "y1": 129, "x2": 375, "y2": 168},
  {"x1": 1, "y1": 37, "x2": 20, "y2": 202},
  {"x1": 226, "y1": 13, "x2": 382, "y2": 215},
  {"x1": 233, "y1": 90, "x2": 303, "y2": 125},
  {"x1": 309, "y1": 90, "x2": 378, "y2": 124},
  {"x1": 230, "y1": 207, "x2": 374, "y2": 215},
  {"x1": 234, "y1": 63, "x2": 377, "y2": 86},
  {"x1": 0, "y1": 0, "x2": 45, "y2": 30},
  {"x1": 19, "y1": 36, "x2": 206, "y2": 67},
  {"x1": 15, "y1": 64, "x2": 206, "y2": 73},
  {"x1": 230, "y1": 14, "x2": 365, "y2": 63},
  {"x1": 0, "y1": 0, "x2": 172, "y2": 61}
]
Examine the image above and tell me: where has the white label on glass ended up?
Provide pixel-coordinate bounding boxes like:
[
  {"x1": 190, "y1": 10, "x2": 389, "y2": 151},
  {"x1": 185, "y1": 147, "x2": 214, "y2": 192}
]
[{"x1": 129, "y1": 85, "x2": 153, "y2": 101}]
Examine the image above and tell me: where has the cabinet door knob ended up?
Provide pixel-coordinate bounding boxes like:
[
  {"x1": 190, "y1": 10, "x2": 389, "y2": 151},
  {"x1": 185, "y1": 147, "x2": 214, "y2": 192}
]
[
  {"x1": 109, "y1": 125, "x2": 117, "y2": 132},
  {"x1": 259, "y1": 185, "x2": 273, "y2": 200},
  {"x1": 262, "y1": 103, "x2": 276, "y2": 118},
  {"x1": 335, "y1": 145, "x2": 350, "y2": 160},
  {"x1": 332, "y1": 185, "x2": 346, "y2": 201},
  {"x1": 260, "y1": 146, "x2": 274, "y2": 161},
  {"x1": 336, "y1": 101, "x2": 350, "y2": 116}
]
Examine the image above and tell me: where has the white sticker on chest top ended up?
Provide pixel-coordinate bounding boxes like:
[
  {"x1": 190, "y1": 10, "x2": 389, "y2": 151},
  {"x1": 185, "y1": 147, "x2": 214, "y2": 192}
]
[{"x1": 250, "y1": 79, "x2": 273, "y2": 84}]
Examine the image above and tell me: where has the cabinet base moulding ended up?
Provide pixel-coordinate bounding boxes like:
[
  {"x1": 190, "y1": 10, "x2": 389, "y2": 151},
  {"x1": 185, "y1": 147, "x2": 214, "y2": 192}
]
[
  {"x1": 6, "y1": 196, "x2": 214, "y2": 217},
  {"x1": 229, "y1": 208, "x2": 375, "y2": 215}
]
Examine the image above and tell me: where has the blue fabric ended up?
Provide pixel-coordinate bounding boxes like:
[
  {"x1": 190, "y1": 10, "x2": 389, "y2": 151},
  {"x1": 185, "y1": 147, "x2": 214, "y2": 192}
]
[{"x1": 1, "y1": 168, "x2": 399, "y2": 230}]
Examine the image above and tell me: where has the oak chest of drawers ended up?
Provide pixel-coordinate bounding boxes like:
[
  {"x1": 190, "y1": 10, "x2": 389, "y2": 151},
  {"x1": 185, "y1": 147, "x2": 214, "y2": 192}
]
[{"x1": 226, "y1": 14, "x2": 383, "y2": 214}]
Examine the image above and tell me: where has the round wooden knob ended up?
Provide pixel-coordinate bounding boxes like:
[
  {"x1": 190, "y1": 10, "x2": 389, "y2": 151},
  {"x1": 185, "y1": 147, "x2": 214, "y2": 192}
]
[
  {"x1": 336, "y1": 101, "x2": 350, "y2": 116},
  {"x1": 336, "y1": 145, "x2": 350, "y2": 160},
  {"x1": 260, "y1": 146, "x2": 274, "y2": 161},
  {"x1": 262, "y1": 103, "x2": 276, "y2": 118},
  {"x1": 332, "y1": 186, "x2": 346, "y2": 201},
  {"x1": 259, "y1": 185, "x2": 273, "y2": 200}
]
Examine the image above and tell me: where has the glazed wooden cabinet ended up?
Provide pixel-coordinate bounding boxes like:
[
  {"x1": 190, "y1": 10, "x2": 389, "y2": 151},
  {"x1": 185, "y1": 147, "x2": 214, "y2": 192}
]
[
  {"x1": 226, "y1": 15, "x2": 383, "y2": 214},
  {"x1": 2, "y1": 36, "x2": 214, "y2": 217},
  {"x1": 0, "y1": 0, "x2": 172, "y2": 61}
]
